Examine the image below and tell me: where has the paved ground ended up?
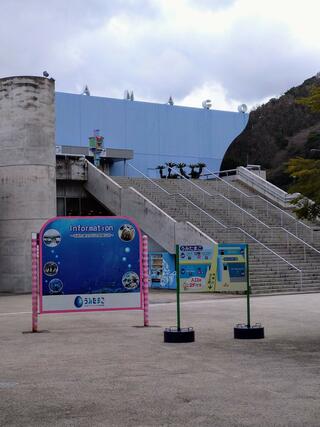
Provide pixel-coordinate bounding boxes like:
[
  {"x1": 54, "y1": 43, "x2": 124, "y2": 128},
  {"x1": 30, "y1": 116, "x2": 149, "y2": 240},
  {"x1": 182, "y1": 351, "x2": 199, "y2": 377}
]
[{"x1": 1, "y1": 290, "x2": 320, "y2": 426}]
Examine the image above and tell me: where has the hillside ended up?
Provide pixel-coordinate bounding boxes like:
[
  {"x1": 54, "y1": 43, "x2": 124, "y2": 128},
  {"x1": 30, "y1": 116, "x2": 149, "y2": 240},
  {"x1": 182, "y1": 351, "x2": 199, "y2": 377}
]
[{"x1": 221, "y1": 76, "x2": 320, "y2": 189}]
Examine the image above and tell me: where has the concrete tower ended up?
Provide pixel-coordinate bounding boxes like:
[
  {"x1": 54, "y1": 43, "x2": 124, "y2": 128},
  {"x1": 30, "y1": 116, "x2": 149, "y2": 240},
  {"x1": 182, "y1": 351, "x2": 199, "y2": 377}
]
[{"x1": 0, "y1": 76, "x2": 56, "y2": 293}]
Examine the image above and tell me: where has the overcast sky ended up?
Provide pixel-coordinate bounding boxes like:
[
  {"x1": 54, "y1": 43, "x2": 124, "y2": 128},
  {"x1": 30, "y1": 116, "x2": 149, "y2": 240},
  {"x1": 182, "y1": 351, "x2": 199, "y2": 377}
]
[{"x1": 2, "y1": 0, "x2": 320, "y2": 111}]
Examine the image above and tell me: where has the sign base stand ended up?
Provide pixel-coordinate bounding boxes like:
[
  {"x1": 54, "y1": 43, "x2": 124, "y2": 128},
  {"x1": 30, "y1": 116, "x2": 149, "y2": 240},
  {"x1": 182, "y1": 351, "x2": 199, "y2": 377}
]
[
  {"x1": 164, "y1": 245, "x2": 195, "y2": 343},
  {"x1": 234, "y1": 323, "x2": 264, "y2": 339},
  {"x1": 164, "y1": 327, "x2": 195, "y2": 343},
  {"x1": 233, "y1": 245, "x2": 264, "y2": 340}
]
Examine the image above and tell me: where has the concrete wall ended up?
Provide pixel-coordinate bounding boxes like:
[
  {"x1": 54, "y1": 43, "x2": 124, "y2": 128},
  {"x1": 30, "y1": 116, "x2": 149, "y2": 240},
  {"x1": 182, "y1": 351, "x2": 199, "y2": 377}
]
[
  {"x1": 0, "y1": 76, "x2": 56, "y2": 293},
  {"x1": 56, "y1": 156, "x2": 87, "y2": 181},
  {"x1": 84, "y1": 161, "x2": 213, "y2": 253},
  {"x1": 84, "y1": 161, "x2": 122, "y2": 215},
  {"x1": 121, "y1": 187, "x2": 177, "y2": 252}
]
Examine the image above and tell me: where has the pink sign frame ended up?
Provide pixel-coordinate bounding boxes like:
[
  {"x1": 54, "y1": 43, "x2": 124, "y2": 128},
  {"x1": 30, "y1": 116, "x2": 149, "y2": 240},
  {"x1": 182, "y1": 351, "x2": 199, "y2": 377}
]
[{"x1": 32, "y1": 216, "x2": 149, "y2": 330}]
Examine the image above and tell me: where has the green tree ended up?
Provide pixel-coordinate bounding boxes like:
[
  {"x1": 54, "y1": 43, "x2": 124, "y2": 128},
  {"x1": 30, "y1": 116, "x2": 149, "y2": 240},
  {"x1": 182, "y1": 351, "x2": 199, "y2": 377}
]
[
  {"x1": 286, "y1": 82, "x2": 320, "y2": 219},
  {"x1": 177, "y1": 162, "x2": 189, "y2": 179},
  {"x1": 297, "y1": 85, "x2": 320, "y2": 112},
  {"x1": 165, "y1": 162, "x2": 178, "y2": 179},
  {"x1": 156, "y1": 165, "x2": 166, "y2": 179},
  {"x1": 287, "y1": 157, "x2": 320, "y2": 220}
]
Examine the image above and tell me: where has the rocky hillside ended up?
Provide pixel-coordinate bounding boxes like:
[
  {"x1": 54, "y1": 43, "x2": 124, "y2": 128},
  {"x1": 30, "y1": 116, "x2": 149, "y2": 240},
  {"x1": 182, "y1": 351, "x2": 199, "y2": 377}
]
[{"x1": 221, "y1": 76, "x2": 320, "y2": 190}]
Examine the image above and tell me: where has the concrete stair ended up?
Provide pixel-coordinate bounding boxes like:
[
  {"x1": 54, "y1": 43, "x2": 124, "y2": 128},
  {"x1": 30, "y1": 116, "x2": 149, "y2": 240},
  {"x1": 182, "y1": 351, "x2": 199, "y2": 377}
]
[{"x1": 113, "y1": 176, "x2": 320, "y2": 295}]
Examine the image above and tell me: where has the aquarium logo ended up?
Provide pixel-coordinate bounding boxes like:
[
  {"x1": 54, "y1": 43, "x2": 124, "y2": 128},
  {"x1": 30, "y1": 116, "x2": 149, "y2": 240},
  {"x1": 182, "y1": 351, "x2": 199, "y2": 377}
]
[
  {"x1": 83, "y1": 296, "x2": 105, "y2": 307},
  {"x1": 74, "y1": 296, "x2": 83, "y2": 308},
  {"x1": 74, "y1": 295, "x2": 105, "y2": 308}
]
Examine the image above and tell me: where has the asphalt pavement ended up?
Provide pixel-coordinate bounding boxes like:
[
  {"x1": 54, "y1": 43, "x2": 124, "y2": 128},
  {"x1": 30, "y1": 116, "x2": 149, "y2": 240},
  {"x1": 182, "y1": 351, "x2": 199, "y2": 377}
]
[{"x1": 1, "y1": 290, "x2": 320, "y2": 426}]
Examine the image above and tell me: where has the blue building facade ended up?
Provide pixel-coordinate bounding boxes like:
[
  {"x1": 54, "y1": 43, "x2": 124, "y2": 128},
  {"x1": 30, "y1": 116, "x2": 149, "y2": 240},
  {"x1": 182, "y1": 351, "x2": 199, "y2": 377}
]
[{"x1": 55, "y1": 92, "x2": 248, "y2": 176}]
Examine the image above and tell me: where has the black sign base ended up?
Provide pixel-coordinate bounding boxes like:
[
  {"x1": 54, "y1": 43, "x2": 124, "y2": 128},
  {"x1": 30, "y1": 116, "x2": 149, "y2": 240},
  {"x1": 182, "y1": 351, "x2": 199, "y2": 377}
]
[
  {"x1": 234, "y1": 323, "x2": 264, "y2": 339},
  {"x1": 164, "y1": 327, "x2": 195, "y2": 343}
]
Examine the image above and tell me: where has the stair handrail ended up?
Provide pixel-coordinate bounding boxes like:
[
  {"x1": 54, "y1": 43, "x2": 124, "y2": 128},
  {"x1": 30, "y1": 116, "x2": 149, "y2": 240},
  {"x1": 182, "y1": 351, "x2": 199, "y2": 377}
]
[
  {"x1": 127, "y1": 163, "x2": 171, "y2": 195},
  {"x1": 172, "y1": 166, "x2": 272, "y2": 229},
  {"x1": 124, "y1": 163, "x2": 303, "y2": 287},
  {"x1": 178, "y1": 195, "x2": 302, "y2": 281},
  {"x1": 216, "y1": 193, "x2": 271, "y2": 229},
  {"x1": 204, "y1": 166, "x2": 314, "y2": 235},
  {"x1": 216, "y1": 190, "x2": 320, "y2": 258},
  {"x1": 272, "y1": 227, "x2": 320, "y2": 256},
  {"x1": 211, "y1": 193, "x2": 320, "y2": 257},
  {"x1": 128, "y1": 163, "x2": 226, "y2": 229},
  {"x1": 172, "y1": 170, "x2": 212, "y2": 196},
  {"x1": 178, "y1": 193, "x2": 227, "y2": 228},
  {"x1": 126, "y1": 164, "x2": 302, "y2": 279},
  {"x1": 231, "y1": 228, "x2": 302, "y2": 276},
  {"x1": 204, "y1": 167, "x2": 250, "y2": 197},
  {"x1": 173, "y1": 166, "x2": 320, "y2": 260},
  {"x1": 168, "y1": 167, "x2": 304, "y2": 278}
]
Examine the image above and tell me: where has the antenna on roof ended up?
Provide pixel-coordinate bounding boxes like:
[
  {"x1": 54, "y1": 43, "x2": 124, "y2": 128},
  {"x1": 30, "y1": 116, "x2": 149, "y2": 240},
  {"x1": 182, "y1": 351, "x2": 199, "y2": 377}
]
[
  {"x1": 167, "y1": 96, "x2": 174, "y2": 105},
  {"x1": 237, "y1": 104, "x2": 248, "y2": 113},
  {"x1": 82, "y1": 85, "x2": 90, "y2": 96},
  {"x1": 202, "y1": 99, "x2": 212, "y2": 109}
]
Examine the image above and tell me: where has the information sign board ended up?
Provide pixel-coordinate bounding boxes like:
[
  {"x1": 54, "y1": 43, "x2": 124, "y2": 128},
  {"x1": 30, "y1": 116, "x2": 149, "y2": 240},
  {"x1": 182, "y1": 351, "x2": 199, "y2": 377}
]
[
  {"x1": 178, "y1": 243, "x2": 247, "y2": 292},
  {"x1": 39, "y1": 216, "x2": 142, "y2": 313}
]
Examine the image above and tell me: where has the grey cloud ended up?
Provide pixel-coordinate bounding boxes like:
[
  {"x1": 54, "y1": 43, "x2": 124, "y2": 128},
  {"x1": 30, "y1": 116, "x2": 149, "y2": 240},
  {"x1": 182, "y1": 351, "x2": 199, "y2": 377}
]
[
  {"x1": 0, "y1": 0, "x2": 159, "y2": 77},
  {"x1": 186, "y1": 0, "x2": 237, "y2": 11},
  {"x1": 207, "y1": 16, "x2": 319, "y2": 102},
  {"x1": 1, "y1": 0, "x2": 319, "y2": 108}
]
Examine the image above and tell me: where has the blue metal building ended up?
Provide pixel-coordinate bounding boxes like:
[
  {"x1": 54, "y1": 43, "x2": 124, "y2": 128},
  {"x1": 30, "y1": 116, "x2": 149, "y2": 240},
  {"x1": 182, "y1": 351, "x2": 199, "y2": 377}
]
[{"x1": 55, "y1": 92, "x2": 248, "y2": 176}]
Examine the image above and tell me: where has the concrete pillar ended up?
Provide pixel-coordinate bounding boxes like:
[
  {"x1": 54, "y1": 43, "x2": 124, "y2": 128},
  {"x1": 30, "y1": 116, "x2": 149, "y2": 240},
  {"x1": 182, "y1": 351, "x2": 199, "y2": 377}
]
[{"x1": 0, "y1": 76, "x2": 56, "y2": 293}]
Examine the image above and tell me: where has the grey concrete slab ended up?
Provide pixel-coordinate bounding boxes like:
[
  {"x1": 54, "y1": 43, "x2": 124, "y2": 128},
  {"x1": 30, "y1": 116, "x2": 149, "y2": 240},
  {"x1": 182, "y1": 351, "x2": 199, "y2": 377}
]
[{"x1": 1, "y1": 291, "x2": 320, "y2": 426}]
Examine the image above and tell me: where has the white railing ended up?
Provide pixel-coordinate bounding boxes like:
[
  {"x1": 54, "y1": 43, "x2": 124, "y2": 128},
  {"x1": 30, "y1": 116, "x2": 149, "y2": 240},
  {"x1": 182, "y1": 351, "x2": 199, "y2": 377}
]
[
  {"x1": 128, "y1": 163, "x2": 171, "y2": 195},
  {"x1": 272, "y1": 227, "x2": 320, "y2": 262},
  {"x1": 172, "y1": 166, "x2": 320, "y2": 265},
  {"x1": 178, "y1": 195, "x2": 302, "y2": 286},
  {"x1": 237, "y1": 166, "x2": 298, "y2": 206},
  {"x1": 127, "y1": 163, "x2": 303, "y2": 288},
  {"x1": 202, "y1": 165, "x2": 262, "y2": 179},
  {"x1": 204, "y1": 166, "x2": 315, "y2": 243}
]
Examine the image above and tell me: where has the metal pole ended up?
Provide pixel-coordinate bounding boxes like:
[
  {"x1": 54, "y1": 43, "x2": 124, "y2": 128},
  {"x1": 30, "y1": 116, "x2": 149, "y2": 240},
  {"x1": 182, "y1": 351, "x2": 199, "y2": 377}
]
[
  {"x1": 31, "y1": 233, "x2": 39, "y2": 332},
  {"x1": 176, "y1": 244, "x2": 181, "y2": 331},
  {"x1": 142, "y1": 235, "x2": 149, "y2": 326},
  {"x1": 246, "y1": 244, "x2": 251, "y2": 328}
]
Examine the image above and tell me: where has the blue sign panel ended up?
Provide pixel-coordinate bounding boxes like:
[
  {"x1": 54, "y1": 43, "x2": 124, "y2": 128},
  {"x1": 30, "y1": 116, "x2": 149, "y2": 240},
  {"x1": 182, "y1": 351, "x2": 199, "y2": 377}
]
[
  {"x1": 178, "y1": 243, "x2": 247, "y2": 292},
  {"x1": 39, "y1": 217, "x2": 142, "y2": 313}
]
